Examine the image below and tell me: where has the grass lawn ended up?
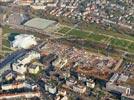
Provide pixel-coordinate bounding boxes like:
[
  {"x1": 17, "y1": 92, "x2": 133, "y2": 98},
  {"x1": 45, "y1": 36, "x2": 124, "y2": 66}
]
[
  {"x1": 68, "y1": 29, "x2": 89, "y2": 38},
  {"x1": 67, "y1": 29, "x2": 108, "y2": 42},
  {"x1": 58, "y1": 27, "x2": 71, "y2": 34},
  {"x1": 84, "y1": 23, "x2": 134, "y2": 41},
  {"x1": 128, "y1": 43, "x2": 134, "y2": 52},
  {"x1": 2, "y1": 39, "x2": 10, "y2": 47},
  {"x1": 2, "y1": 25, "x2": 13, "y2": 35},
  {"x1": 64, "y1": 27, "x2": 134, "y2": 53},
  {"x1": 2, "y1": 46, "x2": 12, "y2": 51},
  {"x1": 110, "y1": 38, "x2": 130, "y2": 49},
  {"x1": 88, "y1": 34, "x2": 108, "y2": 42}
]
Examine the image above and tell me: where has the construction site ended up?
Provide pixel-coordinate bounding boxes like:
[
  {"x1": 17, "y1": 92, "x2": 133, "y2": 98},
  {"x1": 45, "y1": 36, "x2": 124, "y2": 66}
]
[
  {"x1": 0, "y1": 23, "x2": 133, "y2": 99},
  {"x1": 39, "y1": 39, "x2": 134, "y2": 99},
  {"x1": 39, "y1": 40, "x2": 121, "y2": 81}
]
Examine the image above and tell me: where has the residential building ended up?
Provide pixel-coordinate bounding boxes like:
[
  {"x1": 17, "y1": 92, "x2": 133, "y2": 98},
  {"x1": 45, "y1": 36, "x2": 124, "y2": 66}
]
[
  {"x1": 73, "y1": 84, "x2": 86, "y2": 94},
  {"x1": 0, "y1": 0, "x2": 13, "y2": 2},
  {"x1": 12, "y1": 63, "x2": 27, "y2": 74},
  {"x1": 7, "y1": 13, "x2": 28, "y2": 25},
  {"x1": 28, "y1": 64, "x2": 40, "y2": 74},
  {"x1": 0, "y1": 91, "x2": 40, "y2": 99},
  {"x1": 57, "y1": 89, "x2": 67, "y2": 96},
  {"x1": 17, "y1": 51, "x2": 40, "y2": 65},
  {"x1": 16, "y1": 74, "x2": 26, "y2": 81},
  {"x1": 55, "y1": 58, "x2": 68, "y2": 69},
  {"x1": 1, "y1": 81, "x2": 33, "y2": 91},
  {"x1": 45, "y1": 82, "x2": 57, "y2": 94},
  {"x1": 56, "y1": 95, "x2": 68, "y2": 100},
  {"x1": 17, "y1": 0, "x2": 34, "y2": 5},
  {"x1": 106, "y1": 73, "x2": 130, "y2": 94},
  {"x1": 78, "y1": 73, "x2": 86, "y2": 81},
  {"x1": 66, "y1": 78, "x2": 77, "y2": 87},
  {"x1": 2, "y1": 70, "x2": 16, "y2": 81},
  {"x1": 41, "y1": 53, "x2": 57, "y2": 65},
  {"x1": 62, "y1": 70, "x2": 70, "y2": 79},
  {"x1": 52, "y1": 56, "x2": 61, "y2": 66},
  {"x1": 12, "y1": 51, "x2": 40, "y2": 74},
  {"x1": 86, "y1": 79, "x2": 95, "y2": 89},
  {"x1": 31, "y1": 5, "x2": 46, "y2": 10},
  {"x1": 56, "y1": 89, "x2": 68, "y2": 100}
]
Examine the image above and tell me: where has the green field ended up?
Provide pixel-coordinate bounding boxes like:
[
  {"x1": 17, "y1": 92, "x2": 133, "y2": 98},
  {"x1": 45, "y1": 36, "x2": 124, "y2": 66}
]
[
  {"x1": 82, "y1": 23, "x2": 134, "y2": 41},
  {"x1": 58, "y1": 27, "x2": 134, "y2": 53},
  {"x1": 2, "y1": 46, "x2": 12, "y2": 51},
  {"x1": 2, "y1": 26, "x2": 13, "y2": 35},
  {"x1": 128, "y1": 43, "x2": 134, "y2": 52},
  {"x1": 110, "y1": 38, "x2": 130, "y2": 49},
  {"x1": 1, "y1": 26, "x2": 13, "y2": 57},
  {"x1": 58, "y1": 27, "x2": 71, "y2": 33},
  {"x1": 88, "y1": 34, "x2": 108, "y2": 42},
  {"x1": 67, "y1": 29, "x2": 89, "y2": 38},
  {"x1": 65, "y1": 29, "x2": 108, "y2": 43},
  {"x1": 2, "y1": 39, "x2": 10, "y2": 47}
]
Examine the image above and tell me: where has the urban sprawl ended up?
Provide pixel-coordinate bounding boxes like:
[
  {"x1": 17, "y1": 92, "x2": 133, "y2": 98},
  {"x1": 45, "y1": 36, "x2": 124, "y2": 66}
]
[{"x1": 0, "y1": 0, "x2": 134, "y2": 100}]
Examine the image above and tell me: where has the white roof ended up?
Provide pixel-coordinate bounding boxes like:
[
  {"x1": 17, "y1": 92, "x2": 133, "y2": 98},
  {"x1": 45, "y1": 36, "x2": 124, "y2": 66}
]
[{"x1": 12, "y1": 34, "x2": 37, "y2": 49}]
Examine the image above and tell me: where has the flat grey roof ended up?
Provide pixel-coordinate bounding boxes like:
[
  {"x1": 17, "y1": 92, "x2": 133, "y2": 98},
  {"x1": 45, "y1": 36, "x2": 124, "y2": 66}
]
[{"x1": 24, "y1": 18, "x2": 56, "y2": 29}]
